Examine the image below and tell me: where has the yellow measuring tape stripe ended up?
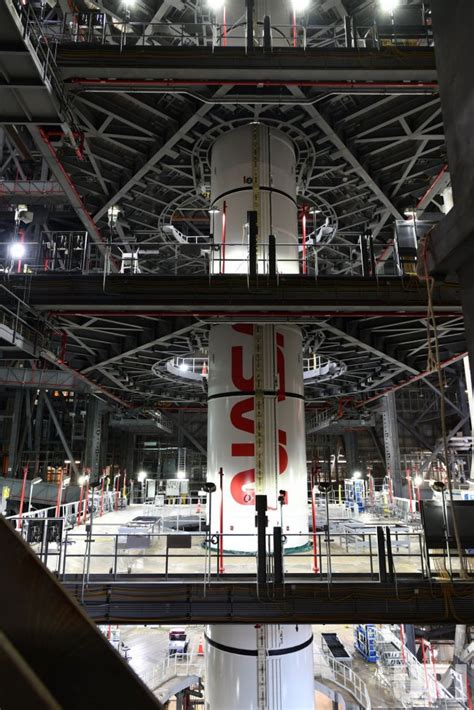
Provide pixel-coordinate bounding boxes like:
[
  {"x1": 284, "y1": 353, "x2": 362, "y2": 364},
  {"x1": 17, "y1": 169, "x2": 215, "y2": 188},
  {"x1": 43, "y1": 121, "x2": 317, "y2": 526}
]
[
  {"x1": 252, "y1": 126, "x2": 264, "y2": 494},
  {"x1": 252, "y1": 123, "x2": 261, "y2": 255},
  {"x1": 254, "y1": 325, "x2": 265, "y2": 495}
]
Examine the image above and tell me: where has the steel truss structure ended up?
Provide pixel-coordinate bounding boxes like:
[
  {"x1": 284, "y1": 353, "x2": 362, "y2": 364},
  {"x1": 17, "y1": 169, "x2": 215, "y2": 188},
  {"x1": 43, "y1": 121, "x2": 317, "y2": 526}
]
[{"x1": 0, "y1": 0, "x2": 468, "y2": 469}]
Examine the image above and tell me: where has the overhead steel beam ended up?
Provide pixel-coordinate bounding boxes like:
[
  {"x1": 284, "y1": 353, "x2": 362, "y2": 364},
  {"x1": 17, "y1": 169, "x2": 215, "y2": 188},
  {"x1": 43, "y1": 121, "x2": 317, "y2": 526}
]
[
  {"x1": 81, "y1": 321, "x2": 201, "y2": 374},
  {"x1": 43, "y1": 394, "x2": 80, "y2": 479},
  {"x1": 0, "y1": 181, "x2": 65, "y2": 202},
  {"x1": 382, "y1": 391, "x2": 403, "y2": 496},
  {"x1": 28, "y1": 126, "x2": 116, "y2": 270},
  {"x1": 397, "y1": 414, "x2": 434, "y2": 452},
  {"x1": 320, "y1": 322, "x2": 419, "y2": 375},
  {"x1": 166, "y1": 412, "x2": 206, "y2": 455},
  {"x1": 421, "y1": 414, "x2": 471, "y2": 472},
  {"x1": 94, "y1": 87, "x2": 230, "y2": 222},
  {"x1": 288, "y1": 87, "x2": 404, "y2": 221},
  {"x1": 0, "y1": 517, "x2": 161, "y2": 709},
  {"x1": 8, "y1": 274, "x2": 463, "y2": 314},
  {"x1": 0, "y1": 367, "x2": 89, "y2": 391}
]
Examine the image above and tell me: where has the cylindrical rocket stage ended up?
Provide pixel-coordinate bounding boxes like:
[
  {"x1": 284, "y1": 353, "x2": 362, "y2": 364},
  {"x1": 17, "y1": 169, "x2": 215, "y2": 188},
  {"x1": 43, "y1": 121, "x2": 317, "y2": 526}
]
[
  {"x1": 205, "y1": 624, "x2": 315, "y2": 710},
  {"x1": 207, "y1": 323, "x2": 308, "y2": 552},
  {"x1": 210, "y1": 123, "x2": 299, "y2": 274}
]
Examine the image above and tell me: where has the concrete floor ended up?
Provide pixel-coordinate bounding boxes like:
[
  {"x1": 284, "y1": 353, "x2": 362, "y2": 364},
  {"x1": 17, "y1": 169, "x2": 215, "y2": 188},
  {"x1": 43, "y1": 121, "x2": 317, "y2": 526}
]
[
  {"x1": 31, "y1": 504, "x2": 445, "y2": 707},
  {"x1": 114, "y1": 622, "x2": 402, "y2": 709},
  {"x1": 48, "y1": 503, "x2": 430, "y2": 579}
]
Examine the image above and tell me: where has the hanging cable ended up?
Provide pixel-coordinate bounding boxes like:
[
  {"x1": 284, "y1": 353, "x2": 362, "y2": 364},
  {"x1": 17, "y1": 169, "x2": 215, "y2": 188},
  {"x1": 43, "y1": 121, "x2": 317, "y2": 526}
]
[{"x1": 421, "y1": 233, "x2": 467, "y2": 578}]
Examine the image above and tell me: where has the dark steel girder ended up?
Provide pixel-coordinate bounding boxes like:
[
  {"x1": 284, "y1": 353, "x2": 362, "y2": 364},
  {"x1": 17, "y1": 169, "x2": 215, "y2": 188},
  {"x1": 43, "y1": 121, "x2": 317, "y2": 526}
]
[
  {"x1": 65, "y1": 577, "x2": 474, "y2": 625},
  {"x1": 11, "y1": 274, "x2": 462, "y2": 314},
  {"x1": 57, "y1": 46, "x2": 437, "y2": 84}
]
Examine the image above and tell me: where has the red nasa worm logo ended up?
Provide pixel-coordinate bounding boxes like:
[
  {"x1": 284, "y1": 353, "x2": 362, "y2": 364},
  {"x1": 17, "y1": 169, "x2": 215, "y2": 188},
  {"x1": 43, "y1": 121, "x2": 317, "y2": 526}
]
[{"x1": 230, "y1": 325, "x2": 288, "y2": 505}]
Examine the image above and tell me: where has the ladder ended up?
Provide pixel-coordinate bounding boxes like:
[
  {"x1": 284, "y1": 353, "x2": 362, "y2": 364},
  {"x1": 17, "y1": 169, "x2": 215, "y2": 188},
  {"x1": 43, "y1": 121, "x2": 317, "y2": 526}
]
[
  {"x1": 177, "y1": 447, "x2": 187, "y2": 475},
  {"x1": 256, "y1": 624, "x2": 267, "y2": 710}
]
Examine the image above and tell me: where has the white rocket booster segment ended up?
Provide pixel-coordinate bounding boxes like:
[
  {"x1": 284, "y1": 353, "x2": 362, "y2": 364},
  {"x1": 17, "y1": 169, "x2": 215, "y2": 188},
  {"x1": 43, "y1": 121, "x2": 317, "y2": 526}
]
[
  {"x1": 206, "y1": 123, "x2": 313, "y2": 708},
  {"x1": 210, "y1": 123, "x2": 299, "y2": 274},
  {"x1": 207, "y1": 323, "x2": 308, "y2": 552},
  {"x1": 205, "y1": 624, "x2": 315, "y2": 710}
]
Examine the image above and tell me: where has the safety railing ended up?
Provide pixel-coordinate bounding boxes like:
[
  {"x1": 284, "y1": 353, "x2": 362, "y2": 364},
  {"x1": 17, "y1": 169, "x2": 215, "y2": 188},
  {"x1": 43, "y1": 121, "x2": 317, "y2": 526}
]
[
  {"x1": 16, "y1": 237, "x2": 406, "y2": 279},
  {"x1": 374, "y1": 626, "x2": 465, "y2": 709},
  {"x1": 314, "y1": 649, "x2": 371, "y2": 710},
  {"x1": 39, "y1": 14, "x2": 434, "y2": 52},
  {"x1": 137, "y1": 652, "x2": 202, "y2": 693},
  {"x1": 12, "y1": 3, "x2": 82, "y2": 138},
  {"x1": 25, "y1": 526, "x2": 470, "y2": 584}
]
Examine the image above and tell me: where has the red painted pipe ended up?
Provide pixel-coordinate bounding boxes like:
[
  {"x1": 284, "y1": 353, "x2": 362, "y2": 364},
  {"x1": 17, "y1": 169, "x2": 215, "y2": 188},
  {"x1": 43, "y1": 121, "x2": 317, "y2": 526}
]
[
  {"x1": 18, "y1": 465, "x2": 29, "y2": 529},
  {"x1": 310, "y1": 472, "x2": 318, "y2": 574},
  {"x1": 357, "y1": 351, "x2": 468, "y2": 406},
  {"x1": 69, "y1": 78, "x2": 438, "y2": 90},
  {"x1": 301, "y1": 206, "x2": 308, "y2": 275},
  {"x1": 221, "y1": 201, "x2": 227, "y2": 275},
  {"x1": 416, "y1": 163, "x2": 449, "y2": 209},
  {"x1": 44, "y1": 352, "x2": 133, "y2": 408},
  {"x1": 218, "y1": 466, "x2": 224, "y2": 575},
  {"x1": 55, "y1": 466, "x2": 64, "y2": 518},
  {"x1": 99, "y1": 472, "x2": 106, "y2": 517},
  {"x1": 77, "y1": 480, "x2": 84, "y2": 524},
  {"x1": 38, "y1": 129, "x2": 108, "y2": 247},
  {"x1": 47, "y1": 310, "x2": 463, "y2": 318}
]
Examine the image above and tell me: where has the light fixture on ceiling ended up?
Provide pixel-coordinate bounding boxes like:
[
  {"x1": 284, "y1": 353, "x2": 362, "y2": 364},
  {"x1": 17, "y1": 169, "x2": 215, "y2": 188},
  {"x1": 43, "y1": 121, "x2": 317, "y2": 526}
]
[
  {"x1": 179, "y1": 362, "x2": 189, "y2": 371},
  {"x1": 9, "y1": 242, "x2": 26, "y2": 260},
  {"x1": 380, "y1": 0, "x2": 400, "y2": 12},
  {"x1": 292, "y1": 0, "x2": 311, "y2": 12},
  {"x1": 208, "y1": 0, "x2": 225, "y2": 11}
]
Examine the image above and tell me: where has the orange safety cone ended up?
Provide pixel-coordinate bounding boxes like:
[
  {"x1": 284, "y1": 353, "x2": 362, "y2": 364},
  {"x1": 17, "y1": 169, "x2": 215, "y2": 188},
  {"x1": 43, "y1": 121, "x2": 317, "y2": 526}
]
[{"x1": 197, "y1": 638, "x2": 205, "y2": 656}]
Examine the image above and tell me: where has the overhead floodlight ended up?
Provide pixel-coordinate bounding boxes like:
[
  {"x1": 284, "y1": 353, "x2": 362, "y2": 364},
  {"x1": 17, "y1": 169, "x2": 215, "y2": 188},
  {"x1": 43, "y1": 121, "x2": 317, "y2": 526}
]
[
  {"x1": 352, "y1": 470, "x2": 362, "y2": 479},
  {"x1": 31, "y1": 477, "x2": 42, "y2": 486},
  {"x1": 179, "y1": 362, "x2": 189, "y2": 371},
  {"x1": 208, "y1": 0, "x2": 225, "y2": 11},
  {"x1": 414, "y1": 475, "x2": 423, "y2": 487},
  {"x1": 292, "y1": 0, "x2": 311, "y2": 12},
  {"x1": 78, "y1": 474, "x2": 89, "y2": 486},
  {"x1": 137, "y1": 471, "x2": 147, "y2": 482},
  {"x1": 379, "y1": 0, "x2": 400, "y2": 12},
  {"x1": 123, "y1": 0, "x2": 134, "y2": 6},
  {"x1": 177, "y1": 470, "x2": 187, "y2": 480},
  {"x1": 9, "y1": 242, "x2": 26, "y2": 260}
]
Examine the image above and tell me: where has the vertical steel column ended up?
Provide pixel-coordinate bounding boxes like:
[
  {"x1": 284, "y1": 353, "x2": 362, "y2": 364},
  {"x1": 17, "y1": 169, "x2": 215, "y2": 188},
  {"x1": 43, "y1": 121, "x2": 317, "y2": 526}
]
[
  {"x1": 246, "y1": 0, "x2": 254, "y2": 52},
  {"x1": 43, "y1": 396, "x2": 79, "y2": 480},
  {"x1": 382, "y1": 392, "x2": 403, "y2": 497},
  {"x1": 248, "y1": 210, "x2": 258, "y2": 278},
  {"x1": 255, "y1": 494, "x2": 268, "y2": 586},
  {"x1": 463, "y1": 356, "x2": 474, "y2": 479},
  {"x1": 273, "y1": 527, "x2": 283, "y2": 584},
  {"x1": 33, "y1": 391, "x2": 45, "y2": 477},
  {"x1": 7, "y1": 389, "x2": 23, "y2": 477},
  {"x1": 83, "y1": 398, "x2": 103, "y2": 483}
]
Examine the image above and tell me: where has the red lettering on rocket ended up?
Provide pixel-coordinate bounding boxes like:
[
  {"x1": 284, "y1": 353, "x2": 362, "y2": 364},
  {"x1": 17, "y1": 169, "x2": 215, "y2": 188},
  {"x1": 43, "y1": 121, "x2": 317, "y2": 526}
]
[{"x1": 229, "y1": 327, "x2": 288, "y2": 505}]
